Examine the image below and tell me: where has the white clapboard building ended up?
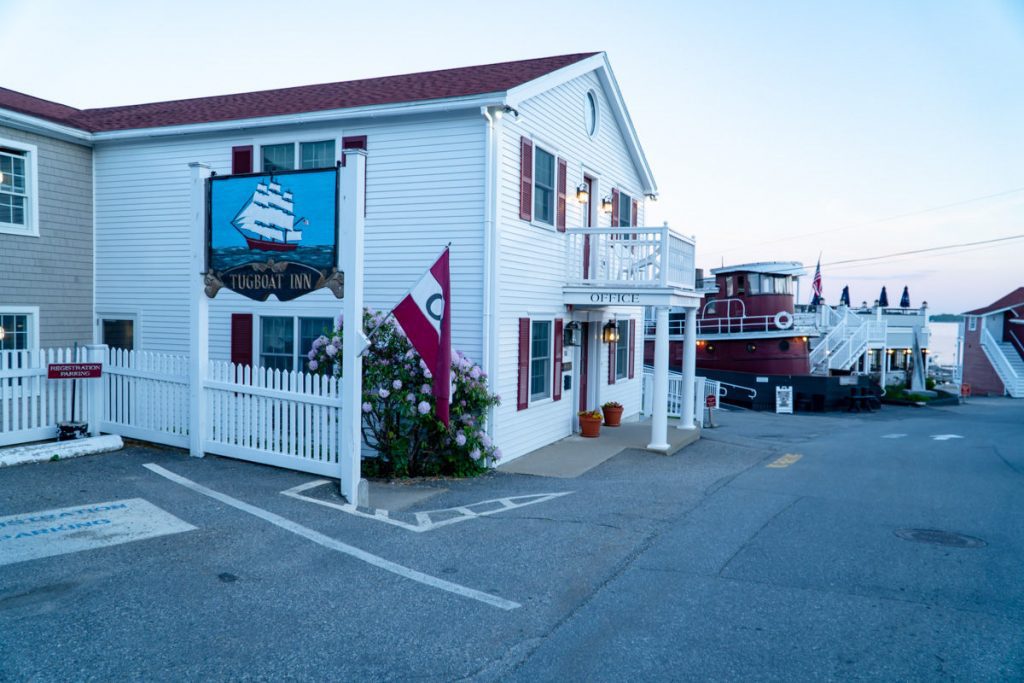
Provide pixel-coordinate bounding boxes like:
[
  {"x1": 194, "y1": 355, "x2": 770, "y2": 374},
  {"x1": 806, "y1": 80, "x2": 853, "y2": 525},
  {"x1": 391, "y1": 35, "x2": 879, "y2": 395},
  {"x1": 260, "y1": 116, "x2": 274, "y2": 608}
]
[{"x1": 1, "y1": 52, "x2": 701, "y2": 463}]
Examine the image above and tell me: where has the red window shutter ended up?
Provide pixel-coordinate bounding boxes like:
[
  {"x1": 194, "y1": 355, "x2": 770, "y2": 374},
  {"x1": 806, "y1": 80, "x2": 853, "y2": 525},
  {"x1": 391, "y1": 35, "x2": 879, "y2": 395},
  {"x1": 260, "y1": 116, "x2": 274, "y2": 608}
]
[
  {"x1": 553, "y1": 319, "x2": 564, "y2": 401},
  {"x1": 231, "y1": 146, "x2": 253, "y2": 174},
  {"x1": 517, "y1": 318, "x2": 531, "y2": 410},
  {"x1": 556, "y1": 157, "x2": 568, "y2": 232},
  {"x1": 628, "y1": 319, "x2": 636, "y2": 379},
  {"x1": 608, "y1": 332, "x2": 616, "y2": 385},
  {"x1": 611, "y1": 188, "x2": 620, "y2": 227},
  {"x1": 519, "y1": 137, "x2": 533, "y2": 221},
  {"x1": 231, "y1": 314, "x2": 253, "y2": 367},
  {"x1": 631, "y1": 199, "x2": 639, "y2": 227}
]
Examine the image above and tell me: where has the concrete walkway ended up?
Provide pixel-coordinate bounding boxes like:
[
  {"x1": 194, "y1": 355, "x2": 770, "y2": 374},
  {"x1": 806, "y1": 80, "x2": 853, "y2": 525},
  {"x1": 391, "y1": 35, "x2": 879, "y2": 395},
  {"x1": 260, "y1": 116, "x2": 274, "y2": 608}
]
[{"x1": 498, "y1": 417, "x2": 700, "y2": 478}]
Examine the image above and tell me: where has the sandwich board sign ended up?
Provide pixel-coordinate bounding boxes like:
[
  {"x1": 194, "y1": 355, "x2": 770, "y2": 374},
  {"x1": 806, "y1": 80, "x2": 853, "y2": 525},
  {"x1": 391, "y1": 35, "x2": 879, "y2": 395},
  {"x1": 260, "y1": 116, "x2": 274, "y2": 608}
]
[
  {"x1": 205, "y1": 167, "x2": 342, "y2": 301},
  {"x1": 775, "y1": 386, "x2": 794, "y2": 414}
]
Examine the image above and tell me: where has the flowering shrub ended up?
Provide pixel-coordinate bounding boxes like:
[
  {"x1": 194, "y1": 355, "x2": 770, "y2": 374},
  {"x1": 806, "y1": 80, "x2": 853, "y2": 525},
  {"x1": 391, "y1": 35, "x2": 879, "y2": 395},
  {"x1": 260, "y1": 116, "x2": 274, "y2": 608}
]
[
  {"x1": 306, "y1": 309, "x2": 501, "y2": 478},
  {"x1": 578, "y1": 410, "x2": 603, "y2": 419}
]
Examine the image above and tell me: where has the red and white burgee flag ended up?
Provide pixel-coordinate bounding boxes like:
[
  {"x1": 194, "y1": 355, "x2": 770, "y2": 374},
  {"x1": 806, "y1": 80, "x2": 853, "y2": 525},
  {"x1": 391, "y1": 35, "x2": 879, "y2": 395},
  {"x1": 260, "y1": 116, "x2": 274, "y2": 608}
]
[{"x1": 392, "y1": 248, "x2": 452, "y2": 426}]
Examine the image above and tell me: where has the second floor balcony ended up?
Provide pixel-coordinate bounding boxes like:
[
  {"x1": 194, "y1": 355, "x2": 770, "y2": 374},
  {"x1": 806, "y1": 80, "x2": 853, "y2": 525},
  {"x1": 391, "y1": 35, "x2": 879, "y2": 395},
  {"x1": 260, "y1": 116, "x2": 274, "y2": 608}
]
[{"x1": 565, "y1": 226, "x2": 696, "y2": 291}]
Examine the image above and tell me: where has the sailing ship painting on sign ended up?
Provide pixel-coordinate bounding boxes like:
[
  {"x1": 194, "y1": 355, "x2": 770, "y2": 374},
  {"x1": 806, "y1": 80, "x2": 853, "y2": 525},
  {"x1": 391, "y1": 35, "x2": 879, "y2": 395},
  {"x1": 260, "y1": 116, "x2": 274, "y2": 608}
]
[{"x1": 206, "y1": 167, "x2": 341, "y2": 301}]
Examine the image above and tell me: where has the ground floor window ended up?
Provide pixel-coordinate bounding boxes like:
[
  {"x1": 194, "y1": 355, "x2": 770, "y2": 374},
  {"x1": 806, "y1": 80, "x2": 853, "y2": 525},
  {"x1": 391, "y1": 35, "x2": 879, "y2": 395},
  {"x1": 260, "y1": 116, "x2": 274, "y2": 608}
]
[
  {"x1": 260, "y1": 315, "x2": 333, "y2": 372},
  {"x1": 0, "y1": 312, "x2": 31, "y2": 350},
  {"x1": 530, "y1": 320, "x2": 552, "y2": 401},
  {"x1": 101, "y1": 319, "x2": 135, "y2": 351},
  {"x1": 615, "y1": 319, "x2": 630, "y2": 380}
]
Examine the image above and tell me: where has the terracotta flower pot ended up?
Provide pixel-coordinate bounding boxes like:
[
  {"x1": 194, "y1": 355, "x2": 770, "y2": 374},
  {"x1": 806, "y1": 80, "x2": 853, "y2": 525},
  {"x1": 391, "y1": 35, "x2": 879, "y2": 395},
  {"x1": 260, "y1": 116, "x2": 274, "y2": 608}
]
[
  {"x1": 579, "y1": 415, "x2": 602, "y2": 438},
  {"x1": 602, "y1": 405, "x2": 623, "y2": 427}
]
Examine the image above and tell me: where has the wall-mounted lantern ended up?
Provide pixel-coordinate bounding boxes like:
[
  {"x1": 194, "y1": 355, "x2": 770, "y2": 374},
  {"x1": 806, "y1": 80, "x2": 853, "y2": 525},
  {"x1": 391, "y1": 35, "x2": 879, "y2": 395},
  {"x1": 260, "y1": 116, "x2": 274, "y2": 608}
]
[
  {"x1": 600, "y1": 196, "x2": 614, "y2": 214},
  {"x1": 564, "y1": 321, "x2": 581, "y2": 347},
  {"x1": 602, "y1": 320, "x2": 620, "y2": 344},
  {"x1": 575, "y1": 184, "x2": 590, "y2": 204}
]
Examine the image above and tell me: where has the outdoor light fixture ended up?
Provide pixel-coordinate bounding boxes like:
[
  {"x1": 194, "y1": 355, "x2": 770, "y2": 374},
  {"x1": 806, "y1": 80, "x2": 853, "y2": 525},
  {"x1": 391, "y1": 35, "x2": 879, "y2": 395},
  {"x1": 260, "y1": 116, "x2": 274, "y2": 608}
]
[
  {"x1": 0, "y1": 325, "x2": 5, "y2": 341},
  {"x1": 575, "y1": 184, "x2": 590, "y2": 203},
  {"x1": 564, "y1": 321, "x2": 581, "y2": 347},
  {"x1": 600, "y1": 195, "x2": 613, "y2": 214},
  {"x1": 602, "y1": 320, "x2": 620, "y2": 344}
]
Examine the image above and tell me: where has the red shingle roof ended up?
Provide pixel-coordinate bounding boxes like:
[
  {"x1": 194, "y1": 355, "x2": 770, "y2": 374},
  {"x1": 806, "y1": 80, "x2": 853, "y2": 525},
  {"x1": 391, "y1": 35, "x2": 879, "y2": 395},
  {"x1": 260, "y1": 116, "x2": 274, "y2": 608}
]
[
  {"x1": 0, "y1": 53, "x2": 598, "y2": 133},
  {"x1": 963, "y1": 287, "x2": 1024, "y2": 316}
]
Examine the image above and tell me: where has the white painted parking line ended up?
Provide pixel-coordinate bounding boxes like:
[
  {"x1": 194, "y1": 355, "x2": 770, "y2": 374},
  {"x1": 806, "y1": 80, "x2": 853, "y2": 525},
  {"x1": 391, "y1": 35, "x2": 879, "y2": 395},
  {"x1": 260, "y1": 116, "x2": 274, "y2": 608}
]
[
  {"x1": 0, "y1": 498, "x2": 195, "y2": 568},
  {"x1": 281, "y1": 479, "x2": 574, "y2": 533},
  {"x1": 143, "y1": 464, "x2": 520, "y2": 611},
  {"x1": 881, "y1": 434, "x2": 908, "y2": 439},
  {"x1": 931, "y1": 434, "x2": 964, "y2": 441}
]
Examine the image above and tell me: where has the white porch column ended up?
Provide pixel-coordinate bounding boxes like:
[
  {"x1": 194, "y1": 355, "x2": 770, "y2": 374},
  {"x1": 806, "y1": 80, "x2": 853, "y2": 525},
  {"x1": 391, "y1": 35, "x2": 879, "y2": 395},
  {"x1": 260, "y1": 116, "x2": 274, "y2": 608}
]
[
  {"x1": 647, "y1": 305, "x2": 670, "y2": 451},
  {"x1": 340, "y1": 150, "x2": 368, "y2": 506},
  {"x1": 188, "y1": 162, "x2": 212, "y2": 458},
  {"x1": 678, "y1": 306, "x2": 698, "y2": 430}
]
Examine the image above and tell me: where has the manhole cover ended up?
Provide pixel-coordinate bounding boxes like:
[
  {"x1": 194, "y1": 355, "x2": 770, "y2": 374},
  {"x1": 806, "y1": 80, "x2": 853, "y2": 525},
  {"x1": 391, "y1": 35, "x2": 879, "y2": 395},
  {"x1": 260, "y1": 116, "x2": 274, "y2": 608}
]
[{"x1": 894, "y1": 528, "x2": 986, "y2": 548}]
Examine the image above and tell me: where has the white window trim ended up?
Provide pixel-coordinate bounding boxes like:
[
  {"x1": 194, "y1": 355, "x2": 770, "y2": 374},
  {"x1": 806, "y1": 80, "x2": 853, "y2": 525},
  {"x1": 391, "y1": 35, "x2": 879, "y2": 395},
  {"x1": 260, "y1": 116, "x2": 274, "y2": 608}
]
[
  {"x1": 585, "y1": 89, "x2": 601, "y2": 139},
  {"x1": 968, "y1": 316, "x2": 977, "y2": 332},
  {"x1": 614, "y1": 318, "x2": 631, "y2": 381},
  {"x1": 258, "y1": 137, "x2": 341, "y2": 173},
  {"x1": 95, "y1": 312, "x2": 140, "y2": 350},
  {"x1": 0, "y1": 305, "x2": 39, "y2": 350},
  {"x1": 259, "y1": 314, "x2": 335, "y2": 372},
  {"x1": 523, "y1": 134, "x2": 562, "y2": 232},
  {"x1": 0, "y1": 137, "x2": 40, "y2": 237},
  {"x1": 528, "y1": 317, "x2": 555, "y2": 405}
]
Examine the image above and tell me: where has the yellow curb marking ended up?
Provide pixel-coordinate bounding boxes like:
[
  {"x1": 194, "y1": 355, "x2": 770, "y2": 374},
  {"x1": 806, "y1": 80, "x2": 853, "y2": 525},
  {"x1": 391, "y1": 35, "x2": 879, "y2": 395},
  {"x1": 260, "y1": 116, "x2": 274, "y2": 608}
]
[{"x1": 766, "y1": 453, "x2": 803, "y2": 468}]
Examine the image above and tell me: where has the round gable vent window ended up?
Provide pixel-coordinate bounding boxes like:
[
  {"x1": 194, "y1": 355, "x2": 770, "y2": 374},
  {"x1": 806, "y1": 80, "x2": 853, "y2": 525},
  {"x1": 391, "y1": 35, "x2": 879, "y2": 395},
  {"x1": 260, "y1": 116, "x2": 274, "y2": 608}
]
[{"x1": 585, "y1": 91, "x2": 599, "y2": 137}]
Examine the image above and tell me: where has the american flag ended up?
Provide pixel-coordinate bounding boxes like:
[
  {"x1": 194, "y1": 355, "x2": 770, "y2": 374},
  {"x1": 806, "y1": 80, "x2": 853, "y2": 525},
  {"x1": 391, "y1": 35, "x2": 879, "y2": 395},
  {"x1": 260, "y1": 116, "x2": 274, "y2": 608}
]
[{"x1": 811, "y1": 257, "x2": 822, "y2": 305}]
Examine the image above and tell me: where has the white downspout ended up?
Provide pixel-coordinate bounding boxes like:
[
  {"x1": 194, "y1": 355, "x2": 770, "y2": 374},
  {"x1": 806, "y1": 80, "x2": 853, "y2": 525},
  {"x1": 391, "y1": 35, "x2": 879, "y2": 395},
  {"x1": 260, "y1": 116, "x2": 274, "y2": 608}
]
[{"x1": 481, "y1": 106, "x2": 503, "y2": 441}]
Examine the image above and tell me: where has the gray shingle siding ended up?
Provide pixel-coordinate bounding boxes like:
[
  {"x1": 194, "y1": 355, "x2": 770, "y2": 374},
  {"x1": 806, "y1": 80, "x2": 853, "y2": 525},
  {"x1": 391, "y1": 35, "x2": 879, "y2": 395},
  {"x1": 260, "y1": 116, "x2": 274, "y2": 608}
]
[{"x1": 0, "y1": 125, "x2": 93, "y2": 348}]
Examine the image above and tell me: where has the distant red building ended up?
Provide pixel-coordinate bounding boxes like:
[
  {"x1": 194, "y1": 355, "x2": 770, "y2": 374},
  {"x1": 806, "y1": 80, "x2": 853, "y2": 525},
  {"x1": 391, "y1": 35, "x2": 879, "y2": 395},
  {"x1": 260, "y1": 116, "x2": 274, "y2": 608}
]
[{"x1": 961, "y1": 288, "x2": 1024, "y2": 398}]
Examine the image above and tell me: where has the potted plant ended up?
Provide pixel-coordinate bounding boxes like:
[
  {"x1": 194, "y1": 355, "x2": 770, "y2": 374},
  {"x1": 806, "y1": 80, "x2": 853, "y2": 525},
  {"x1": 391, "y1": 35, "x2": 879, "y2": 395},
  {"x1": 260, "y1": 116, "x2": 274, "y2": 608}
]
[
  {"x1": 578, "y1": 410, "x2": 603, "y2": 438},
  {"x1": 601, "y1": 401, "x2": 624, "y2": 427}
]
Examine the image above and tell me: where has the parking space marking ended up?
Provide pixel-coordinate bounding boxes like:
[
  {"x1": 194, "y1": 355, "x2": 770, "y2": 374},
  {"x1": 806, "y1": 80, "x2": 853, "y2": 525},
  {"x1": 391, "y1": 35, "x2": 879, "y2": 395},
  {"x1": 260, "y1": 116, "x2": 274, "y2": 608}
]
[
  {"x1": 766, "y1": 453, "x2": 803, "y2": 468},
  {"x1": 881, "y1": 434, "x2": 908, "y2": 439},
  {"x1": 143, "y1": 464, "x2": 520, "y2": 611},
  {"x1": 281, "y1": 480, "x2": 574, "y2": 533},
  {"x1": 0, "y1": 498, "x2": 195, "y2": 568},
  {"x1": 931, "y1": 434, "x2": 964, "y2": 441}
]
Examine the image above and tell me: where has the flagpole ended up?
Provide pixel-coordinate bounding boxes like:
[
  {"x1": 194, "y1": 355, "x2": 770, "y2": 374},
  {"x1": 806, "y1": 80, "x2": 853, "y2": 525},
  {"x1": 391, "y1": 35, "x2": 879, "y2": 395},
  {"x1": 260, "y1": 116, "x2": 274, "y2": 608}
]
[{"x1": 357, "y1": 242, "x2": 451, "y2": 357}]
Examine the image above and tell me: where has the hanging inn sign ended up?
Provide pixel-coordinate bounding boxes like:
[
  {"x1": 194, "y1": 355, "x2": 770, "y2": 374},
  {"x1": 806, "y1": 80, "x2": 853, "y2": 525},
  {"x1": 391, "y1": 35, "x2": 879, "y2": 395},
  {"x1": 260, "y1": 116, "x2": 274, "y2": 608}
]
[{"x1": 205, "y1": 167, "x2": 343, "y2": 301}]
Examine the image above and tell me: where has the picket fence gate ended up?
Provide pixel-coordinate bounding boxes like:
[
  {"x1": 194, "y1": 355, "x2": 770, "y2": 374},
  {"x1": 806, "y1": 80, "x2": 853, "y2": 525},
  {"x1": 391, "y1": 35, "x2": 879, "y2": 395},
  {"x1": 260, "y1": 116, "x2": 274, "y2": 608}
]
[{"x1": 1, "y1": 346, "x2": 345, "y2": 477}]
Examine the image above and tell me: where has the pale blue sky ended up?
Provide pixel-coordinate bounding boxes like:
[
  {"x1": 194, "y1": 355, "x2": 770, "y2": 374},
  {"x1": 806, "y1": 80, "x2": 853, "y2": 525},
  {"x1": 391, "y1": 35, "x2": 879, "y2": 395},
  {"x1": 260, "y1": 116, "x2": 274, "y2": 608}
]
[{"x1": 3, "y1": 0, "x2": 1022, "y2": 313}]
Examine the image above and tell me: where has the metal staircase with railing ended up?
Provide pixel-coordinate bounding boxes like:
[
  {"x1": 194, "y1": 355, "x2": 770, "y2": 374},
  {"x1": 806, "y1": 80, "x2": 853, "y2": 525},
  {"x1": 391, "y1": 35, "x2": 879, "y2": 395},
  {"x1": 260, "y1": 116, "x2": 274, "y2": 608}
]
[
  {"x1": 809, "y1": 308, "x2": 877, "y2": 375},
  {"x1": 981, "y1": 329, "x2": 1024, "y2": 397}
]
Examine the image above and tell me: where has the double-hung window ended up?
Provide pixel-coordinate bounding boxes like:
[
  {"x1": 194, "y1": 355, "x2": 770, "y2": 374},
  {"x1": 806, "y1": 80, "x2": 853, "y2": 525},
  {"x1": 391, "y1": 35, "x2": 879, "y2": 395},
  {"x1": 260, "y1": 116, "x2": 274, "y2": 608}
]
[
  {"x1": 533, "y1": 147, "x2": 556, "y2": 226},
  {"x1": 0, "y1": 141, "x2": 37, "y2": 236},
  {"x1": 617, "y1": 191, "x2": 632, "y2": 228},
  {"x1": 615, "y1": 319, "x2": 630, "y2": 380},
  {"x1": 530, "y1": 320, "x2": 553, "y2": 401},
  {"x1": 0, "y1": 312, "x2": 31, "y2": 350},
  {"x1": 260, "y1": 315, "x2": 334, "y2": 371},
  {"x1": 261, "y1": 140, "x2": 337, "y2": 172}
]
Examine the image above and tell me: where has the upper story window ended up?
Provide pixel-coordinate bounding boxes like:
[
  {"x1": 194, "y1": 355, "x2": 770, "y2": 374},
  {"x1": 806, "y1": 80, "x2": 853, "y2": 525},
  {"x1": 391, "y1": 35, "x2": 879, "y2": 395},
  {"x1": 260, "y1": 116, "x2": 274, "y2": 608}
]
[
  {"x1": 585, "y1": 91, "x2": 599, "y2": 137},
  {"x1": 261, "y1": 140, "x2": 337, "y2": 172},
  {"x1": 0, "y1": 140, "x2": 38, "y2": 237},
  {"x1": 0, "y1": 311, "x2": 31, "y2": 350},
  {"x1": 617, "y1": 191, "x2": 632, "y2": 227},
  {"x1": 260, "y1": 315, "x2": 333, "y2": 372},
  {"x1": 533, "y1": 146, "x2": 556, "y2": 226},
  {"x1": 968, "y1": 316, "x2": 977, "y2": 332}
]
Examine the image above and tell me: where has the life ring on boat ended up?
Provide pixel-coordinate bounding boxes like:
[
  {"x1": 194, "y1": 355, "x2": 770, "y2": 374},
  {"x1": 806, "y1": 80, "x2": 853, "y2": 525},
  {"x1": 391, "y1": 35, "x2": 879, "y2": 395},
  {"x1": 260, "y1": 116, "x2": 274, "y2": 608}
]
[{"x1": 774, "y1": 311, "x2": 793, "y2": 330}]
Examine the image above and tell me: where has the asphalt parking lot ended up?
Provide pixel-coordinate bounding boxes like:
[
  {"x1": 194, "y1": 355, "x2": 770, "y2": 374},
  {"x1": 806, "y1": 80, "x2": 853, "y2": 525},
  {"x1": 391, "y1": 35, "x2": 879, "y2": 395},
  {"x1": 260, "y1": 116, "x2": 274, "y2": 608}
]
[{"x1": 2, "y1": 399, "x2": 1022, "y2": 681}]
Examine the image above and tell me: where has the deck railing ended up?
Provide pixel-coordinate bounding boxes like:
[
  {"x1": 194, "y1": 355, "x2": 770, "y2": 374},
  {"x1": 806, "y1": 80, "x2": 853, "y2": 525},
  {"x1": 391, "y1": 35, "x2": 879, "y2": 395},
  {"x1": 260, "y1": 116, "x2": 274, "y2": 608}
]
[{"x1": 566, "y1": 226, "x2": 695, "y2": 289}]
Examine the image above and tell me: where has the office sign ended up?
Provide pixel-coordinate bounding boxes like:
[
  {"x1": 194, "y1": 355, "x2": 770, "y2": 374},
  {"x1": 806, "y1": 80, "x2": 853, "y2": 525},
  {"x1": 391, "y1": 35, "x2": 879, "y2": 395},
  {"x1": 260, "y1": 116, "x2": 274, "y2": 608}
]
[{"x1": 206, "y1": 167, "x2": 342, "y2": 301}]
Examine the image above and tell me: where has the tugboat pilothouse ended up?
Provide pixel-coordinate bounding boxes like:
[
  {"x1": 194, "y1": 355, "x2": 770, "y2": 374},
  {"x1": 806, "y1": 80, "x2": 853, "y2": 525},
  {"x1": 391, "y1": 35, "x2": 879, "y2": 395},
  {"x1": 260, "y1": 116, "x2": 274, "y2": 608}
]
[{"x1": 231, "y1": 180, "x2": 307, "y2": 252}]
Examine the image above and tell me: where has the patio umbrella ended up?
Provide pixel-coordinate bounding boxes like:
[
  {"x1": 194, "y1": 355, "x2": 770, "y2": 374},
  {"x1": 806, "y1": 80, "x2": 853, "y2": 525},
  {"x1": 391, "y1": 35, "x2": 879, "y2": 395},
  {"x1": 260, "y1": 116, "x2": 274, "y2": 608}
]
[
  {"x1": 899, "y1": 285, "x2": 910, "y2": 308},
  {"x1": 878, "y1": 286, "x2": 889, "y2": 307},
  {"x1": 839, "y1": 285, "x2": 850, "y2": 306}
]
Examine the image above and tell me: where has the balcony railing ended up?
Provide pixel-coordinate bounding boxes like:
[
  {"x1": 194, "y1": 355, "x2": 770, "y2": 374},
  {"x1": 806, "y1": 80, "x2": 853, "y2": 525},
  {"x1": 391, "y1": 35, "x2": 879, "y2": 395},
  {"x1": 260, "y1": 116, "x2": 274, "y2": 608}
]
[{"x1": 566, "y1": 226, "x2": 695, "y2": 289}]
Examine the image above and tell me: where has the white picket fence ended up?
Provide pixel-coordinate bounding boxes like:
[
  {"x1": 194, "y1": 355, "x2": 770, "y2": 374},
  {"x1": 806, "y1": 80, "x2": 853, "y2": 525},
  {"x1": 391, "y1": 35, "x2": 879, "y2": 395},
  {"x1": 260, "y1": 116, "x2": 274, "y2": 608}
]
[
  {"x1": 0, "y1": 348, "x2": 90, "y2": 447},
  {"x1": 101, "y1": 348, "x2": 190, "y2": 449},
  {"x1": 204, "y1": 361, "x2": 344, "y2": 477},
  {"x1": 1, "y1": 346, "x2": 345, "y2": 477}
]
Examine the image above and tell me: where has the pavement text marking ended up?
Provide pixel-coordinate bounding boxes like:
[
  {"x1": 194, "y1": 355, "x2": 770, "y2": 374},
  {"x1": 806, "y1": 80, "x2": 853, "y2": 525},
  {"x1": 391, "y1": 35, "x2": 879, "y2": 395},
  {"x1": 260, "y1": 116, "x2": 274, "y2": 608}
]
[
  {"x1": 281, "y1": 480, "x2": 574, "y2": 533},
  {"x1": 143, "y1": 463, "x2": 521, "y2": 611},
  {"x1": 766, "y1": 453, "x2": 803, "y2": 468},
  {"x1": 0, "y1": 498, "x2": 196, "y2": 568},
  {"x1": 930, "y1": 434, "x2": 964, "y2": 441}
]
